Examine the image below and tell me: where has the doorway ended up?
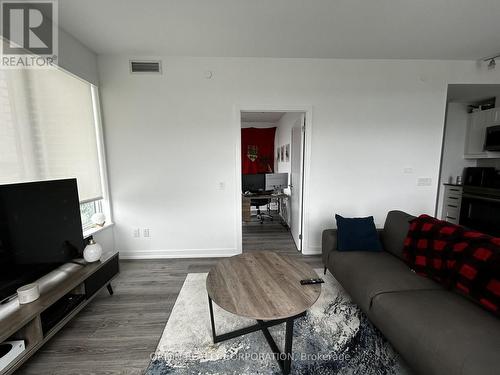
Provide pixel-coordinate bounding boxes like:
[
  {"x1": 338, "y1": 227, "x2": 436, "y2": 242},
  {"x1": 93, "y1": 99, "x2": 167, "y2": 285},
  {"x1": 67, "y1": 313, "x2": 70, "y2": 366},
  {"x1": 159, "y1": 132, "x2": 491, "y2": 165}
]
[{"x1": 239, "y1": 110, "x2": 307, "y2": 254}]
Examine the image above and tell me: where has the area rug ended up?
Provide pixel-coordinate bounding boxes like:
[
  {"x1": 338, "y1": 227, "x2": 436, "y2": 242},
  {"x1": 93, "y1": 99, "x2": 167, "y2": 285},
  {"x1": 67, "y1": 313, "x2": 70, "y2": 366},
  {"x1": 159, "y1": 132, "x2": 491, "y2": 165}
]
[{"x1": 146, "y1": 270, "x2": 411, "y2": 375}]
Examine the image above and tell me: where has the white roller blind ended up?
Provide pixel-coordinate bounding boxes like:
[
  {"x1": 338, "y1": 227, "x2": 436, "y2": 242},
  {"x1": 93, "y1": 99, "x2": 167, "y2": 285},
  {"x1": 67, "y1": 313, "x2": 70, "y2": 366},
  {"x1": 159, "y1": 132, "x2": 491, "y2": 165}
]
[{"x1": 0, "y1": 68, "x2": 102, "y2": 202}]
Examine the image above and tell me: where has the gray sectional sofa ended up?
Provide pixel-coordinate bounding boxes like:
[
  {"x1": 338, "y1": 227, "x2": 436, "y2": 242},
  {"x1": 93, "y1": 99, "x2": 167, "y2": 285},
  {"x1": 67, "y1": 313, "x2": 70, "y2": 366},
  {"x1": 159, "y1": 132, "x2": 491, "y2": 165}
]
[{"x1": 322, "y1": 210, "x2": 500, "y2": 375}]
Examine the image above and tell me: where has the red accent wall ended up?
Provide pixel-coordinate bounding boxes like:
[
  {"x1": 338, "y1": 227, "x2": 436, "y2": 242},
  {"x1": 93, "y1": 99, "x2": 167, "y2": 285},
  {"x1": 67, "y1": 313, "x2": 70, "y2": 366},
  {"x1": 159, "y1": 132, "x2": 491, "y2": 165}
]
[{"x1": 241, "y1": 127, "x2": 276, "y2": 174}]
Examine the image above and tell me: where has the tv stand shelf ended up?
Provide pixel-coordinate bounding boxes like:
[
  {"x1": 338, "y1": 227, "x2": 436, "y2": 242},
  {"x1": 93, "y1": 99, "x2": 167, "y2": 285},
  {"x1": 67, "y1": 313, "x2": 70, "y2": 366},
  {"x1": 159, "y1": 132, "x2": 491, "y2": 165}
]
[{"x1": 0, "y1": 251, "x2": 119, "y2": 375}]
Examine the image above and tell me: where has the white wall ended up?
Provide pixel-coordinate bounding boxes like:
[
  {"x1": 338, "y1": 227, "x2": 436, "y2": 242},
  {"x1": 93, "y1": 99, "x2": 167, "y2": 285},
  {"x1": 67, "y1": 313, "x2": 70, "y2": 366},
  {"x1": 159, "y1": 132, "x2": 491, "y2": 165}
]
[
  {"x1": 58, "y1": 28, "x2": 99, "y2": 85},
  {"x1": 275, "y1": 112, "x2": 303, "y2": 224},
  {"x1": 275, "y1": 112, "x2": 303, "y2": 180},
  {"x1": 436, "y1": 103, "x2": 476, "y2": 218},
  {"x1": 97, "y1": 56, "x2": 500, "y2": 256},
  {"x1": 93, "y1": 227, "x2": 116, "y2": 253}
]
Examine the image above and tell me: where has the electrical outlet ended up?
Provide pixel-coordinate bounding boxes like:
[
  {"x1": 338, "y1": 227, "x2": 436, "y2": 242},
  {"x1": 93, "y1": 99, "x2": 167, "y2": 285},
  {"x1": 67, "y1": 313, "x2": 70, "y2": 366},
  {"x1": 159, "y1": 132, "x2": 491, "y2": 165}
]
[
  {"x1": 143, "y1": 228, "x2": 150, "y2": 238},
  {"x1": 417, "y1": 177, "x2": 432, "y2": 186},
  {"x1": 133, "y1": 228, "x2": 140, "y2": 238}
]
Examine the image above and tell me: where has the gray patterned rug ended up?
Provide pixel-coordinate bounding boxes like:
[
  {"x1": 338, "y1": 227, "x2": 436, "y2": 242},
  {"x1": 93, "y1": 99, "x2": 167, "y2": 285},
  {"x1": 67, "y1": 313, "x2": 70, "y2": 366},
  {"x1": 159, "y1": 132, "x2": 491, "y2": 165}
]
[{"x1": 146, "y1": 270, "x2": 410, "y2": 375}]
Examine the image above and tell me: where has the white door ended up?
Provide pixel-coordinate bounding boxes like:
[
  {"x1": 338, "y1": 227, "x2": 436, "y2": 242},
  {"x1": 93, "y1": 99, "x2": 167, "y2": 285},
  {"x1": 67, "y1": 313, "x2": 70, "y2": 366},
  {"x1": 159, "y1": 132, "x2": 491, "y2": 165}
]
[{"x1": 290, "y1": 115, "x2": 304, "y2": 251}]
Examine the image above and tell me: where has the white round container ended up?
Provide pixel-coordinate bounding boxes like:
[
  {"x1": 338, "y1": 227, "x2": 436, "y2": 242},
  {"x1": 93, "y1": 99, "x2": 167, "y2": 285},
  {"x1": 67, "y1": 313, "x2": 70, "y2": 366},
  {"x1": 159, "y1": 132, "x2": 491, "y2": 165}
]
[
  {"x1": 17, "y1": 283, "x2": 40, "y2": 304},
  {"x1": 84, "y1": 239, "x2": 102, "y2": 263}
]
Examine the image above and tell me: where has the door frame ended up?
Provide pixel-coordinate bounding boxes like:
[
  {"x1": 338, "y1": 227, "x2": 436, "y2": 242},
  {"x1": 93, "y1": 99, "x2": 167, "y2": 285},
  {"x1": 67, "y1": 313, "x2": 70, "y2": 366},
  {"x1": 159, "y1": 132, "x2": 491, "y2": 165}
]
[{"x1": 233, "y1": 105, "x2": 313, "y2": 254}]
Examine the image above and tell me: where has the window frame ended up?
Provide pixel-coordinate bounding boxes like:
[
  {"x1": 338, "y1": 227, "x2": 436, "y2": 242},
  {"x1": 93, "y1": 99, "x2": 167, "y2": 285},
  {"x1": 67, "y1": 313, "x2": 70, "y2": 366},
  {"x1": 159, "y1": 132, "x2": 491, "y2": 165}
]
[
  {"x1": 87, "y1": 85, "x2": 113, "y2": 233},
  {"x1": 63, "y1": 73, "x2": 112, "y2": 234}
]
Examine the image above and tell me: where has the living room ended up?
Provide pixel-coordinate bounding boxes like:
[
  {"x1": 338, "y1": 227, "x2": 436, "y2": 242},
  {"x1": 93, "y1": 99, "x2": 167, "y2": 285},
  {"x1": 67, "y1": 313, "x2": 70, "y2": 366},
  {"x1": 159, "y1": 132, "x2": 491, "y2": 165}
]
[{"x1": 0, "y1": 1, "x2": 500, "y2": 374}]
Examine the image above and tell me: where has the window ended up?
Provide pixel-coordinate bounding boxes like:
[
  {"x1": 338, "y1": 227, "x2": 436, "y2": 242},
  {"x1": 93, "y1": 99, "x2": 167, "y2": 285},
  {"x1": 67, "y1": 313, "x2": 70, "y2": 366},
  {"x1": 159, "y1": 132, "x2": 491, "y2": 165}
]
[
  {"x1": 80, "y1": 200, "x2": 103, "y2": 231},
  {"x1": 0, "y1": 67, "x2": 110, "y2": 231}
]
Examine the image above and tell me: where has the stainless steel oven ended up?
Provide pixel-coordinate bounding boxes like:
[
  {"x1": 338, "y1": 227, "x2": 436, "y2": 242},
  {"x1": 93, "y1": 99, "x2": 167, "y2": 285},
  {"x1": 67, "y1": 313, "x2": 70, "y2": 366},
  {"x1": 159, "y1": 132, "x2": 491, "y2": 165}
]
[{"x1": 460, "y1": 186, "x2": 500, "y2": 236}]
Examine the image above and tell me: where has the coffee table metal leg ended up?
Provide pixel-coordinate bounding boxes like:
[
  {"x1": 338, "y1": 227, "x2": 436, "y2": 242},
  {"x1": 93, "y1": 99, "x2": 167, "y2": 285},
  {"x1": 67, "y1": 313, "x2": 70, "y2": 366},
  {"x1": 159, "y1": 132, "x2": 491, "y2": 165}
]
[
  {"x1": 208, "y1": 295, "x2": 303, "y2": 374},
  {"x1": 257, "y1": 316, "x2": 295, "y2": 375},
  {"x1": 208, "y1": 296, "x2": 217, "y2": 343},
  {"x1": 283, "y1": 317, "x2": 294, "y2": 374}
]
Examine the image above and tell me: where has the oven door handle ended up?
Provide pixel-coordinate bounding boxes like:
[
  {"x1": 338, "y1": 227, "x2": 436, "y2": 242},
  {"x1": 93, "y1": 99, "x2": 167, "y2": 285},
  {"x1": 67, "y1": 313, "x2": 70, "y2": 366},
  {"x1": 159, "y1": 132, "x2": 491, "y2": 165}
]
[{"x1": 462, "y1": 193, "x2": 500, "y2": 203}]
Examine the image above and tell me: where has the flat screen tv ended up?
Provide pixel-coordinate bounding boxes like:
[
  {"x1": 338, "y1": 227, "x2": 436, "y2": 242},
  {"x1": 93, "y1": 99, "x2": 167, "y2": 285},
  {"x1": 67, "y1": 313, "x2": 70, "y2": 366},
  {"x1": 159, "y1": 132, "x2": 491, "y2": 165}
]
[{"x1": 0, "y1": 179, "x2": 85, "y2": 301}]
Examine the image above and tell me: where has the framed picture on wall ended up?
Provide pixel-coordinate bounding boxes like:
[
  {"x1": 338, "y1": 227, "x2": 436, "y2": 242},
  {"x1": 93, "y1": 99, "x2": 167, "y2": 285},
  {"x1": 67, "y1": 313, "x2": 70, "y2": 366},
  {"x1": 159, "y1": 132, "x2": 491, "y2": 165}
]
[
  {"x1": 285, "y1": 144, "x2": 290, "y2": 162},
  {"x1": 281, "y1": 146, "x2": 285, "y2": 162}
]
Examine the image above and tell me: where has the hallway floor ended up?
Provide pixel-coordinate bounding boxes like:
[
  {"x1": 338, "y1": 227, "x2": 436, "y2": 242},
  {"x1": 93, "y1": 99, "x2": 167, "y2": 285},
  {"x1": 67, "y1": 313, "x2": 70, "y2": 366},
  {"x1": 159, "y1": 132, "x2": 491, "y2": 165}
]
[{"x1": 242, "y1": 210, "x2": 300, "y2": 255}]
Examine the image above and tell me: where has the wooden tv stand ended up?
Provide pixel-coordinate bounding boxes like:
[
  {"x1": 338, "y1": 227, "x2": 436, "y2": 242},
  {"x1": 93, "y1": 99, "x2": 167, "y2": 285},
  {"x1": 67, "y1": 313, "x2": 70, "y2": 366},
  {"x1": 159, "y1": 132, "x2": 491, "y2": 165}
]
[{"x1": 0, "y1": 251, "x2": 119, "y2": 374}]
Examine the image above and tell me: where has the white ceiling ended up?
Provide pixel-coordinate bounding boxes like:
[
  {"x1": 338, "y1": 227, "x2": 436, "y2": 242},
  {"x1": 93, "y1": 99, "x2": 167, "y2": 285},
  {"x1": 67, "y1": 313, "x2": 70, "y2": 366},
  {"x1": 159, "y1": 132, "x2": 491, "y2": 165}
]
[
  {"x1": 447, "y1": 84, "x2": 500, "y2": 103},
  {"x1": 241, "y1": 112, "x2": 285, "y2": 123},
  {"x1": 58, "y1": 0, "x2": 500, "y2": 60}
]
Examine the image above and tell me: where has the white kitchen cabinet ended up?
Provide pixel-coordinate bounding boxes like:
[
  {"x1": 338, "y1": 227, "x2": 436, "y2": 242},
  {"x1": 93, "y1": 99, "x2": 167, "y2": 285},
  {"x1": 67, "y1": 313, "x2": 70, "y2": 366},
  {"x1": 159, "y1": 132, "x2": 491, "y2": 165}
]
[
  {"x1": 491, "y1": 108, "x2": 500, "y2": 124},
  {"x1": 441, "y1": 185, "x2": 462, "y2": 224},
  {"x1": 464, "y1": 111, "x2": 488, "y2": 158}
]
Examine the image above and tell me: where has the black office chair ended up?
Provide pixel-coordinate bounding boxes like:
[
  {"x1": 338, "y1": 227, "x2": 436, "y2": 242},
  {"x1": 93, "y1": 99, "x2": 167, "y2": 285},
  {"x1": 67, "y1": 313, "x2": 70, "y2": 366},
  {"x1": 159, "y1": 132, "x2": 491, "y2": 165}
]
[{"x1": 251, "y1": 198, "x2": 273, "y2": 224}]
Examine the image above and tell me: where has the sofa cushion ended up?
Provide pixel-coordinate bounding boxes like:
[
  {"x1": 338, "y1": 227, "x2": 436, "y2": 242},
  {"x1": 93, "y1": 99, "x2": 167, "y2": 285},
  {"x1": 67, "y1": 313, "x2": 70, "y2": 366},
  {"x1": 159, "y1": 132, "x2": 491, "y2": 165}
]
[
  {"x1": 370, "y1": 290, "x2": 500, "y2": 375},
  {"x1": 381, "y1": 210, "x2": 415, "y2": 260},
  {"x1": 335, "y1": 215, "x2": 382, "y2": 251},
  {"x1": 335, "y1": 215, "x2": 383, "y2": 252},
  {"x1": 328, "y1": 250, "x2": 442, "y2": 312}
]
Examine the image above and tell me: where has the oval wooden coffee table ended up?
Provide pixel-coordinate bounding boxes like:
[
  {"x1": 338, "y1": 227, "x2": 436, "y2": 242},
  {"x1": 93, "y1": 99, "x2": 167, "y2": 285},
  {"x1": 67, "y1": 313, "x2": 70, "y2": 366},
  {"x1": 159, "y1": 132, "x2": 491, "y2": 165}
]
[{"x1": 206, "y1": 251, "x2": 321, "y2": 374}]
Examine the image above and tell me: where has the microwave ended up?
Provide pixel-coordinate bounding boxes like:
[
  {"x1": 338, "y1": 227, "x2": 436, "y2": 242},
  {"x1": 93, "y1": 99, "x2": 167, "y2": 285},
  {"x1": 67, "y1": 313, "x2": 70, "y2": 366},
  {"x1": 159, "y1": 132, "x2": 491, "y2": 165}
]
[
  {"x1": 484, "y1": 125, "x2": 500, "y2": 151},
  {"x1": 463, "y1": 167, "x2": 497, "y2": 187}
]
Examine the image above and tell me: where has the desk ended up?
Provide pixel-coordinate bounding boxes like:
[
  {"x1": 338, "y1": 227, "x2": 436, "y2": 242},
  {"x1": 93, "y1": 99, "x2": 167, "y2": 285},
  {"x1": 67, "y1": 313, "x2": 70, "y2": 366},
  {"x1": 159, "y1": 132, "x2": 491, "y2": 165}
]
[{"x1": 242, "y1": 193, "x2": 288, "y2": 223}]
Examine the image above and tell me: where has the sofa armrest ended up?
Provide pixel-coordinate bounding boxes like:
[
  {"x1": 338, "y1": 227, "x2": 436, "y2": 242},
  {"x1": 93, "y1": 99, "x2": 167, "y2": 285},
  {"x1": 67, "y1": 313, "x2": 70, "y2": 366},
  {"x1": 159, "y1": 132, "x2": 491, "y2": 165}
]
[{"x1": 322, "y1": 229, "x2": 337, "y2": 266}]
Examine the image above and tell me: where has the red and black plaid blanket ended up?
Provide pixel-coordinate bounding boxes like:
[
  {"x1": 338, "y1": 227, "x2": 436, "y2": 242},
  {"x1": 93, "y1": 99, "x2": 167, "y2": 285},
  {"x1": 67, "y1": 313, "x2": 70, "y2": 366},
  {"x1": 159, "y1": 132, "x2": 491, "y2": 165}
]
[{"x1": 403, "y1": 214, "x2": 500, "y2": 316}]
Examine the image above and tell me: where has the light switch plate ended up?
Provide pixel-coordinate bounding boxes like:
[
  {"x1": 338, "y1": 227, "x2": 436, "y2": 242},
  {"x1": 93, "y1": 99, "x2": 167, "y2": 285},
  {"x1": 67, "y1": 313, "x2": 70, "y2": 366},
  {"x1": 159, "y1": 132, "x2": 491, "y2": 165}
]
[
  {"x1": 417, "y1": 177, "x2": 432, "y2": 186},
  {"x1": 403, "y1": 167, "x2": 413, "y2": 174}
]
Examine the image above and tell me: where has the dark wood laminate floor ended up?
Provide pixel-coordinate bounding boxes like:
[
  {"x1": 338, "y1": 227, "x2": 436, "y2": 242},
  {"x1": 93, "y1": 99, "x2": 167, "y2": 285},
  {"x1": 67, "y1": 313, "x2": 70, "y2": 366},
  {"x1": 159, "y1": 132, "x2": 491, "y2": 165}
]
[
  {"x1": 243, "y1": 210, "x2": 301, "y2": 254},
  {"x1": 17, "y1": 216, "x2": 322, "y2": 375}
]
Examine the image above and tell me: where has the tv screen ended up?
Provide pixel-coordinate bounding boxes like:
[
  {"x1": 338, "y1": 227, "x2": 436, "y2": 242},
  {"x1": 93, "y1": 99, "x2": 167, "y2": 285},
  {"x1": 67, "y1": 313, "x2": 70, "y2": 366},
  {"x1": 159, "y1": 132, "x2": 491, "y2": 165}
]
[{"x1": 0, "y1": 179, "x2": 85, "y2": 300}]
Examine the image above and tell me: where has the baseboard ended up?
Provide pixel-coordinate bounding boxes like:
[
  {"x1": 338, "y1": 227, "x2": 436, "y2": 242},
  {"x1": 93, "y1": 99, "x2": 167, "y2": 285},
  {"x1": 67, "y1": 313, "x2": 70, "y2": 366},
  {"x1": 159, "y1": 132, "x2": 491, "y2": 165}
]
[
  {"x1": 119, "y1": 248, "x2": 240, "y2": 259},
  {"x1": 302, "y1": 245, "x2": 321, "y2": 255}
]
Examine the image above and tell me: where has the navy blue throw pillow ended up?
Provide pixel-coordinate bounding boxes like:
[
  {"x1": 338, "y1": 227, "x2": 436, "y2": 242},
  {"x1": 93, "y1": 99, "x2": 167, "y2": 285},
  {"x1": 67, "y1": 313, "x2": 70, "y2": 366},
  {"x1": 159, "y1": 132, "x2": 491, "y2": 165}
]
[{"x1": 335, "y1": 214, "x2": 383, "y2": 252}]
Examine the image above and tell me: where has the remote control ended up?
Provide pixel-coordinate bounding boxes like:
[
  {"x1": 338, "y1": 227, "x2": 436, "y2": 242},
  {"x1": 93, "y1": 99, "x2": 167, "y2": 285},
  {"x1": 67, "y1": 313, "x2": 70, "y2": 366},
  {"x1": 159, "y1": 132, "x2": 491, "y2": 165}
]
[{"x1": 300, "y1": 278, "x2": 324, "y2": 285}]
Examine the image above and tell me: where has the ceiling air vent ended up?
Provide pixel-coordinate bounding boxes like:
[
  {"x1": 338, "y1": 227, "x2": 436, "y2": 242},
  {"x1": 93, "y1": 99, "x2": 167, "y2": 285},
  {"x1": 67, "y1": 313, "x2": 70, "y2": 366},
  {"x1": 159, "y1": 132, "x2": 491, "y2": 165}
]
[{"x1": 130, "y1": 60, "x2": 162, "y2": 74}]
